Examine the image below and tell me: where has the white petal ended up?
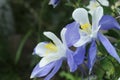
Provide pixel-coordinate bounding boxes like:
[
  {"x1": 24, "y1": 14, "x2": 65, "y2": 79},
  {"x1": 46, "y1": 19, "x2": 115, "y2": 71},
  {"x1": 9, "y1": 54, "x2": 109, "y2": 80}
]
[
  {"x1": 87, "y1": 1, "x2": 100, "y2": 15},
  {"x1": 87, "y1": 1, "x2": 99, "y2": 9},
  {"x1": 92, "y1": 6, "x2": 103, "y2": 31},
  {"x1": 44, "y1": 32, "x2": 62, "y2": 46},
  {"x1": 60, "y1": 28, "x2": 67, "y2": 45},
  {"x1": 72, "y1": 8, "x2": 90, "y2": 25},
  {"x1": 34, "y1": 42, "x2": 48, "y2": 57},
  {"x1": 39, "y1": 54, "x2": 60, "y2": 67},
  {"x1": 98, "y1": 0, "x2": 109, "y2": 6},
  {"x1": 92, "y1": 25, "x2": 101, "y2": 38},
  {"x1": 74, "y1": 36, "x2": 91, "y2": 47}
]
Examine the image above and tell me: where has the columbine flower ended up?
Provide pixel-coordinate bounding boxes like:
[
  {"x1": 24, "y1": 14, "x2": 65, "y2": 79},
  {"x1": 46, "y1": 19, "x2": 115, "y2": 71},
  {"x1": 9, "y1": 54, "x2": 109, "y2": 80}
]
[
  {"x1": 87, "y1": 0, "x2": 109, "y2": 15},
  {"x1": 65, "y1": 6, "x2": 120, "y2": 73},
  {"x1": 30, "y1": 28, "x2": 77, "y2": 80},
  {"x1": 49, "y1": 0, "x2": 60, "y2": 8}
]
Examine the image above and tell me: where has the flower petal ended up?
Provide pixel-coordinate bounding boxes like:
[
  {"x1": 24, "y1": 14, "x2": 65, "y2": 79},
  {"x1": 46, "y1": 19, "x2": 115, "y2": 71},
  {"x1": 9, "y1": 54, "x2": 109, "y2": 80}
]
[
  {"x1": 72, "y1": 8, "x2": 90, "y2": 25},
  {"x1": 98, "y1": 0, "x2": 109, "y2": 6},
  {"x1": 74, "y1": 35, "x2": 91, "y2": 47},
  {"x1": 66, "y1": 49, "x2": 77, "y2": 72},
  {"x1": 88, "y1": 40, "x2": 97, "y2": 74},
  {"x1": 44, "y1": 59, "x2": 63, "y2": 80},
  {"x1": 30, "y1": 62, "x2": 55, "y2": 78},
  {"x1": 87, "y1": 0, "x2": 100, "y2": 15},
  {"x1": 60, "y1": 28, "x2": 67, "y2": 45},
  {"x1": 99, "y1": 15, "x2": 120, "y2": 30},
  {"x1": 74, "y1": 45, "x2": 86, "y2": 65},
  {"x1": 98, "y1": 33, "x2": 120, "y2": 63},
  {"x1": 92, "y1": 6, "x2": 103, "y2": 32},
  {"x1": 44, "y1": 32, "x2": 62, "y2": 46},
  {"x1": 65, "y1": 22, "x2": 80, "y2": 47},
  {"x1": 33, "y1": 42, "x2": 48, "y2": 57},
  {"x1": 39, "y1": 54, "x2": 61, "y2": 67}
]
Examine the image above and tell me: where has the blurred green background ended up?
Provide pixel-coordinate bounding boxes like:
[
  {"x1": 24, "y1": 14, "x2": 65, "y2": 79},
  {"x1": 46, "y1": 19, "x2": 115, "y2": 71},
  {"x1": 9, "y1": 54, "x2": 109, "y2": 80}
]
[{"x1": 0, "y1": 0, "x2": 120, "y2": 80}]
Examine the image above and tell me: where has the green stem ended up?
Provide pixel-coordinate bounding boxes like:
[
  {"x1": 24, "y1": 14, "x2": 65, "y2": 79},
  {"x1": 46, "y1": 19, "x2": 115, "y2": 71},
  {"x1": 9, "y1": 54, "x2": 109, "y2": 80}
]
[
  {"x1": 37, "y1": 0, "x2": 48, "y2": 42},
  {"x1": 15, "y1": 30, "x2": 33, "y2": 64}
]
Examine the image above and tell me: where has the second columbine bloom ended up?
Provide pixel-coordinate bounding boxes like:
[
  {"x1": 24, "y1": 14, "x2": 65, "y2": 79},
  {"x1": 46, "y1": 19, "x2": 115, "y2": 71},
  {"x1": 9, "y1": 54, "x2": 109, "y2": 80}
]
[{"x1": 66, "y1": 6, "x2": 120, "y2": 73}]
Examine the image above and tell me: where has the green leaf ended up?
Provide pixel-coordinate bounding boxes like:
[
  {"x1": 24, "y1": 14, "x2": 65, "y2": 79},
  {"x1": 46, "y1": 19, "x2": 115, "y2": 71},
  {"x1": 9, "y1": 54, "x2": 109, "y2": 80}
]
[{"x1": 100, "y1": 58, "x2": 115, "y2": 79}]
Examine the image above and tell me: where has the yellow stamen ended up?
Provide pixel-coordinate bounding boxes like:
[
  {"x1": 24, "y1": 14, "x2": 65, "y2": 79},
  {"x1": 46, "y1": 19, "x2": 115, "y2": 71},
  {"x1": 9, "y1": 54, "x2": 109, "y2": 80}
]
[
  {"x1": 45, "y1": 43, "x2": 58, "y2": 52},
  {"x1": 81, "y1": 23, "x2": 91, "y2": 30}
]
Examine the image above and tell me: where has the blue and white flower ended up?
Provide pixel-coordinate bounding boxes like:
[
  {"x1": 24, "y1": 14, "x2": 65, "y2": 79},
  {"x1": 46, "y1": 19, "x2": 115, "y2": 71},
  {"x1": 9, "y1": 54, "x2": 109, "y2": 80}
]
[
  {"x1": 87, "y1": 0, "x2": 109, "y2": 15},
  {"x1": 49, "y1": 0, "x2": 60, "y2": 8},
  {"x1": 66, "y1": 6, "x2": 120, "y2": 73},
  {"x1": 30, "y1": 28, "x2": 77, "y2": 80}
]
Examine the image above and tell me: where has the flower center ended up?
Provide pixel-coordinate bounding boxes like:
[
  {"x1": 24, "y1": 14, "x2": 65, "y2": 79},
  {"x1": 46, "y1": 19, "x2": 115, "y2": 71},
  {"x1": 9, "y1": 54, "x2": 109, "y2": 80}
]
[
  {"x1": 45, "y1": 43, "x2": 58, "y2": 52},
  {"x1": 81, "y1": 23, "x2": 91, "y2": 31}
]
